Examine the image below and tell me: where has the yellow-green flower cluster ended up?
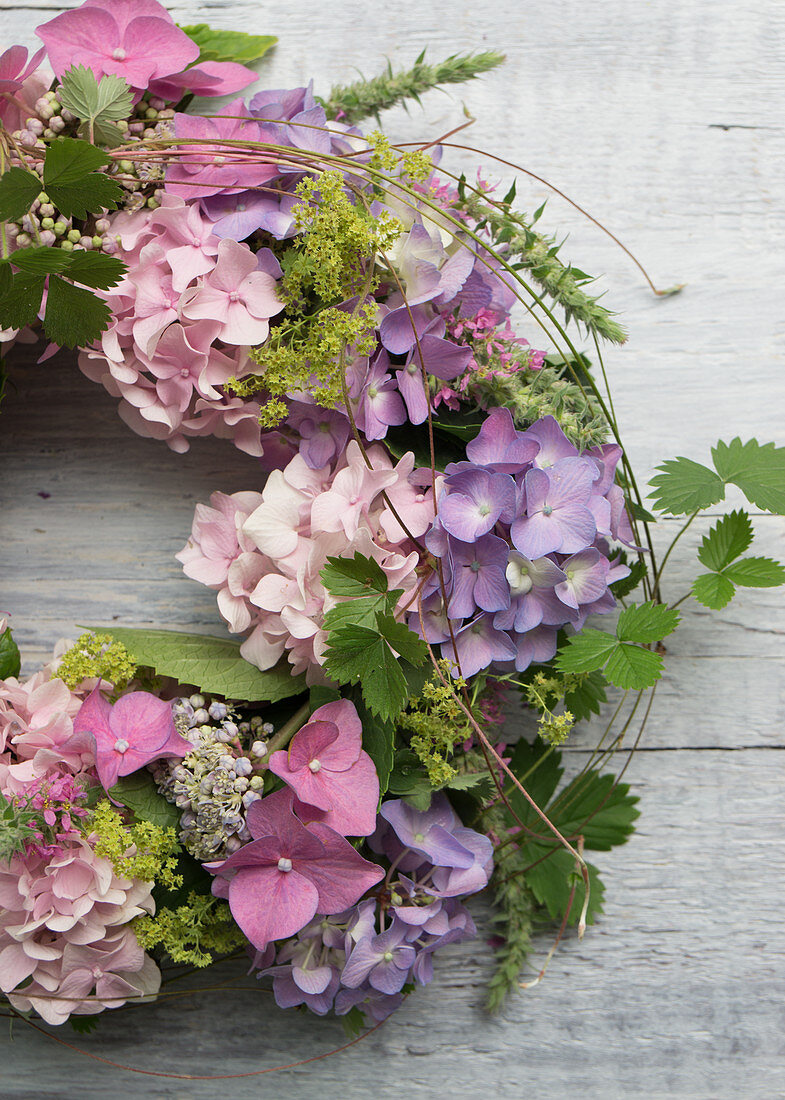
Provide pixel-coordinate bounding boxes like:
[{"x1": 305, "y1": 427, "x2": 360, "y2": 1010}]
[
  {"x1": 134, "y1": 892, "x2": 246, "y2": 967},
  {"x1": 91, "y1": 800, "x2": 182, "y2": 890},
  {"x1": 56, "y1": 631, "x2": 136, "y2": 690},
  {"x1": 399, "y1": 662, "x2": 471, "y2": 786},
  {"x1": 524, "y1": 671, "x2": 580, "y2": 746}
]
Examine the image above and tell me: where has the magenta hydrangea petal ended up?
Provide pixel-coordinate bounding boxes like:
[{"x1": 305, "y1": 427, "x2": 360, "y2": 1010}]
[
  {"x1": 228, "y1": 866, "x2": 319, "y2": 949},
  {"x1": 109, "y1": 691, "x2": 177, "y2": 752},
  {"x1": 286, "y1": 719, "x2": 339, "y2": 772},
  {"x1": 294, "y1": 752, "x2": 380, "y2": 837},
  {"x1": 303, "y1": 823, "x2": 384, "y2": 912}
]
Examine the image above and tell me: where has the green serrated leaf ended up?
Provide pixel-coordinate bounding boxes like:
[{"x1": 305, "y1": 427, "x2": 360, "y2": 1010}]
[
  {"x1": 93, "y1": 626, "x2": 305, "y2": 702},
  {"x1": 65, "y1": 250, "x2": 126, "y2": 290},
  {"x1": 0, "y1": 270, "x2": 43, "y2": 331},
  {"x1": 697, "y1": 510, "x2": 753, "y2": 572},
  {"x1": 375, "y1": 614, "x2": 428, "y2": 666},
  {"x1": 0, "y1": 165, "x2": 41, "y2": 221},
  {"x1": 603, "y1": 643, "x2": 663, "y2": 690},
  {"x1": 554, "y1": 628, "x2": 618, "y2": 675},
  {"x1": 179, "y1": 23, "x2": 277, "y2": 63},
  {"x1": 0, "y1": 628, "x2": 21, "y2": 679},
  {"x1": 108, "y1": 771, "x2": 180, "y2": 830},
  {"x1": 323, "y1": 624, "x2": 407, "y2": 721},
  {"x1": 323, "y1": 592, "x2": 396, "y2": 632},
  {"x1": 524, "y1": 846, "x2": 604, "y2": 926},
  {"x1": 0, "y1": 263, "x2": 11, "y2": 298},
  {"x1": 43, "y1": 275, "x2": 112, "y2": 347},
  {"x1": 43, "y1": 137, "x2": 123, "y2": 218},
  {"x1": 8, "y1": 246, "x2": 72, "y2": 275},
  {"x1": 711, "y1": 438, "x2": 785, "y2": 514},
  {"x1": 320, "y1": 552, "x2": 389, "y2": 597},
  {"x1": 551, "y1": 770, "x2": 639, "y2": 851},
  {"x1": 692, "y1": 571, "x2": 736, "y2": 610},
  {"x1": 615, "y1": 601, "x2": 679, "y2": 644},
  {"x1": 58, "y1": 65, "x2": 134, "y2": 147},
  {"x1": 722, "y1": 556, "x2": 785, "y2": 588},
  {"x1": 648, "y1": 456, "x2": 725, "y2": 515},
  {"x1": 309, "y1": 685, "x2": 341, "y2": 713}
]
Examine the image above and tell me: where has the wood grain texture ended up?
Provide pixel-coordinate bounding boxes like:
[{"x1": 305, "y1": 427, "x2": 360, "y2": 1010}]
[{"x1": 1, "y1": 0, "x2": 784, "y2": 1096}]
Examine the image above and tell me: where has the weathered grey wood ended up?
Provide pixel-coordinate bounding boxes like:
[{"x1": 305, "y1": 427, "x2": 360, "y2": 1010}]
[{"x1": 1, "y1": 0, "x2": 785, "y2": 1096}]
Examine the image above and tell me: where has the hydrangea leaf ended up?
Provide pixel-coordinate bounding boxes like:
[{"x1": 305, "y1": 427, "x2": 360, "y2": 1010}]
[
  {"x1": 603, "y1": 643, "x2": 663, "y2": 690},
  {"x1": 90, "y1": 626, "x2": 305, "y2": 702},
  {"x1": 697, "y1": 510, "x2": 753, "y2": 572},
  {"x1": 108, "y1": 771, "x2": 181, "y2": 830},
  {"x1": 722, "y1": 556, "x2": 785, "y2": 587},
  {"x1": 42, "y1": 137, "x2": 123, "y2": 219},
  {"x1": 648, "y1": 456, "x2": 725, "y2": 515},
  {"x1": 692, "y1": 571, "x2": 736, "y2": 610},
  {"x1": 0, "y1": 627, "x2": 21, "y2": 680},
  {"x1": 320, "y1": 552, "x2": 389, "y2": 597},
  {"x1": 615, "y1": 601, "x2": 679, "y2": 644},
  {"x1": 711, "y1": 438, "x2": 785, "y2": 514},
  {"x1": 524, "y1": 846, "x2": 604, "y2": 926},
  {"x1": 0, "y1": 165, "x2": 41, "y2": 221},
  {"x1": 179, "y1": 24, "x2": 277, "y2": 63},
  {"x1": 550, "y1": 770, "x2": 639, "y2": 851}
]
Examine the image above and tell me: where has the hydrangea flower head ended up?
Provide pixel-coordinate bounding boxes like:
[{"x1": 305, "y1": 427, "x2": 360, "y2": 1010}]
[{"x1": 73, "y1": 687, "x2": 190, "y2": 790}]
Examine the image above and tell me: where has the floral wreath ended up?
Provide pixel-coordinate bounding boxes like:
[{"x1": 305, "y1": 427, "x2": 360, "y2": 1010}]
[{"x1": 1, "y1": 0, "x2": 784, "y2": 1069}]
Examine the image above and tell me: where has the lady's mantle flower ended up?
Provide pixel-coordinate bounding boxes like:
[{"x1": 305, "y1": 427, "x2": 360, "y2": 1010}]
[
  {"x1": 73, "y1": 688, "x2": 190, "y2": 790},
  {"x1": 267, "y1": 700, "x2": 380, "y2": 838},
  {"x1": 208, "y1": 790, "x2": 384, "y2": 951}
]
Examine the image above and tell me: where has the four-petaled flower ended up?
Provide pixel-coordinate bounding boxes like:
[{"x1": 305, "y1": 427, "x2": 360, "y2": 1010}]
[{"x1": 73, "y1": 687, "x2": 190, "y2": 790}]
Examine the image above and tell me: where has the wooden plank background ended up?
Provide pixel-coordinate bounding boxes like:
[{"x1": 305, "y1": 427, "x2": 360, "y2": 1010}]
[{"x1": 1, "y1": 1, "x2": 784, "y2": 1096}]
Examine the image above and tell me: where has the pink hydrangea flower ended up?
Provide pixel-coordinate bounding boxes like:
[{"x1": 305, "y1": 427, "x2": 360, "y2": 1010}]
[
  {"x1": 268, "y1": 700, "x2": 380, "y2": 837},
  {"x1": 182, "y1": 239, "x2": 283, "y2": 345},
  {"x1": 36, "y1": 0, "x2": 199, "y2": 89},
  {"x1": 73, "y1": 687, "x2": 190, "y2": 790},
  {"x1": 208, "y1": 789, "x2": 384, "y2": 951}
]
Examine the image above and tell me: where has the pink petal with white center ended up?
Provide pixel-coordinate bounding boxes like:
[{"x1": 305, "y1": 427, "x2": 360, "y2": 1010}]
[
  {"x1": 303, "y1": 823, "x2": 384, "y2": 910},
  {"x1": 293, "y1": 751, "x2": 380, "y2": 837},
  {"x1": 229, "y1": 865, "x2": 320, "y2": 949}
]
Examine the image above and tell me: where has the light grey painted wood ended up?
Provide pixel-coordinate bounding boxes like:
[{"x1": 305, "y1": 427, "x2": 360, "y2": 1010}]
[{"x1": 1, "y1": 0, "x2": 784, "y2": 1096}]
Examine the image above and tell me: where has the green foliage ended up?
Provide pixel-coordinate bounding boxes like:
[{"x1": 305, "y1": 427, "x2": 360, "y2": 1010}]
[
  {"x1": 92, "y1": 799, "x2": 182, "y2": 888},
  {"x1": 319, "y1": 50, "x2": 505, "y2": 125},
  {"x1": 321, "y1": 554, "x2": 428, "y2": 721},
  {"x1": 648, "y1": 456, "x2": 725, "y2": 514},
  {"x1": 0, "y1": 242, "x2": 125, "y2": 347},
  {"x1": 563, "y1": 669, "x2": 608, "y2": 722},
  {"x1": 711, "y1": 438, "x2": 785, "y2": 513},
  {"x1": 69, "y1": 1015, "x2": 100, "y2": 1034},
  {"x1": 691, "y1": 510, "x2": 785, "y2": 609},
  {"x1": 43, "y1": 138, "x2": 124, "y2": 219},
  {"x1": 398, "y1": 662, "x2": 471, "y2": 785},
  {"x1": 108, "y1": 771, "x2": 181, "y2": 831},
  {"x1": 456, "y1": 191, "x2": 628, "y2": 345},
  {"x1": 649, "y1": 438, "x2": 785, "y2": 515},
  {"x1": 134, "y1": 892, "x2": 246, "y2": 967},
  {"x1": 58, "y1": 66, "x2": 134, "y2": 146},
  {"x1": 484, "y1": 801, "x2": 536, "y2": 1012},
  {"x1": 57, "y1": 631, "x2": 136, "y2": 690},
  {"x1": 0, "y1": 790, "x2": 39, "y2": 862},
  {"x1": 0, "y1": 626, "x2": 21, "y2": 679},
  {"x1": 350, "y1": 694, "x2": 395, "y2": 795},
  {"x1": 94, "y1": 626, "x2": 305, "y2": 702},
  {"x1": 609, "y1": 558, "x2": 647, "y2": 599},
  {"x1": 179, "y1": 23, "x2": 277, "y2": 63},
  {"x1": 555, "y1": 602, "x2": 679, "y2": 690}
]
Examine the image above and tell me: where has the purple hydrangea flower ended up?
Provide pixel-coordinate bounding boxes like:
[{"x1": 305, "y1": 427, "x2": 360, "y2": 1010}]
[
  {"x1": 466, "y1": 406, "x2": 540, "y2": 474},
  {"x1": 450, "y1": 613, "x2": 517, "y2": 677},
  {"x1": 511, "y1": 459, "x2": 597, "y2": 558},
  {"x1": 340, "y1": 920, "x2": 416, "y2": 994},
  {"x1": 445, "y1": 533, "x2": 511, "y2": 619},
  {"x1": 439, "y1": 467, "x2": 516, "y2": 542}
]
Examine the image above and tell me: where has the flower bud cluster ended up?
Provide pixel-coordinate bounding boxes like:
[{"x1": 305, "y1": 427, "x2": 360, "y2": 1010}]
[{"x1": 151, "y1": 695, "x2": 272, "y2": 861}]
